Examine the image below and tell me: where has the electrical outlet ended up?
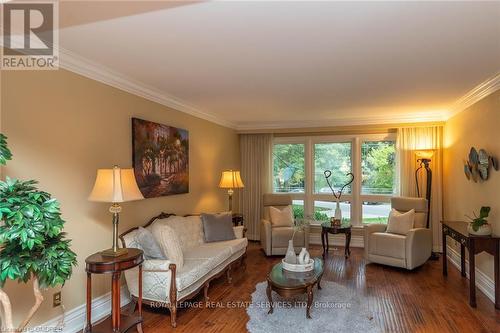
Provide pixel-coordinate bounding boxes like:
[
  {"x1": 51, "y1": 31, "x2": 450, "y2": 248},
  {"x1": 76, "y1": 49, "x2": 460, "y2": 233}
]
[{"x1": 53, "y1": 292, "x2": 62, "y2": 307}]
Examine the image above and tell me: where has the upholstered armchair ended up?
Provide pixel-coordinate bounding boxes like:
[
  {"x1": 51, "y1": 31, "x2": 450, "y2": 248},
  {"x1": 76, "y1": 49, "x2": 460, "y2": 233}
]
[
  {"x1": 364, "y1": 197, "x2": 432, "y2": 270},
  {"x1": 260, "y1": 194, "x2": 309, "y2": 256}
]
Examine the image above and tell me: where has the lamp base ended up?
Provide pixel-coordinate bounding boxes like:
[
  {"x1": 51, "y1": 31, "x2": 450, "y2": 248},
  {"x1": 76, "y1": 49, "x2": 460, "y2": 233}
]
[{"x1": 100, "y1": 248, "x2": 128, "y2": 257}]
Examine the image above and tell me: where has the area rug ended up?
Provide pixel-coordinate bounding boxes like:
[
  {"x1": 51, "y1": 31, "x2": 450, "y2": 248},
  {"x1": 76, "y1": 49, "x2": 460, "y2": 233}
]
[{"x1": 246, "y1": 281, "x2": 380, "y2": 333}]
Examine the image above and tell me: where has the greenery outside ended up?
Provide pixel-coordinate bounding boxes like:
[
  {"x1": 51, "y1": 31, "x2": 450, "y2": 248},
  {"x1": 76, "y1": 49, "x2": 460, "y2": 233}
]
[{"x1": 361, "y1": 141, "x2": 396, "y2": 194}]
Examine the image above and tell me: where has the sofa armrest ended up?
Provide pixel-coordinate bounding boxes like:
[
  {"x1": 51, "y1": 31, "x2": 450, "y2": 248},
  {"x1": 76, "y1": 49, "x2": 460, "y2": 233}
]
[
  {"x1": 143, "y1": 259, "x2": 173, "y2": 272},
  {"x1": 233, "y1": 225, "x2": 245, "y2": 239},
  {"x1": 405, "y1": 228, "x2": 432, "y2": 269},
  {"x1": 364, "y1": 223, "x2": 387, "y2": 235},
  {"x1": 124, "y1": 260, "x2": 177, "y2": 304},
  {"x1": 364, "y1": 223, "x2": 387, "y2": 260},
  {"x1": 260, "y1": 219, "x2": 272, "y2": 256}
]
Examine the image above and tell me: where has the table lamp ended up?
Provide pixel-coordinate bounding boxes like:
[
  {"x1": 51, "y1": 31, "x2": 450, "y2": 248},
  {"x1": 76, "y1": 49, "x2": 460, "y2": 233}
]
[
  {"x1": 89, "y1": 166, "x2": 144, "y2": 257},
  {"x1": 219, "y1": 170, "x2": 244, "y2": 212}
]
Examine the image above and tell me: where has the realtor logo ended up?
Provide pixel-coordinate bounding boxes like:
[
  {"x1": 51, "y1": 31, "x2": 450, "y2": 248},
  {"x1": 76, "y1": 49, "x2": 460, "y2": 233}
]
[{"x1": 1, "y1": 1, "x2": 59, "y2": 70}]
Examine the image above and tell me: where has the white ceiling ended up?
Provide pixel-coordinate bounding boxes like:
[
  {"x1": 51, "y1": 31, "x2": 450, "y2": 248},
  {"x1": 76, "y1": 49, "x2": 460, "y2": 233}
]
[{"x1": 58, "y1": 1, "x2": 500, "y2": 129}]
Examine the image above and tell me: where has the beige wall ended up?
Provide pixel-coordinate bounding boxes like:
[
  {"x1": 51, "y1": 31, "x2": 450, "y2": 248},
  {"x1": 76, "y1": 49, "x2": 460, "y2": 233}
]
[
  {"x1": 0, "y1": 69, "x2": 239, "y2": 326},
  {"x1": 443, "y1": 90, "x2": 500, "y2": 280}
]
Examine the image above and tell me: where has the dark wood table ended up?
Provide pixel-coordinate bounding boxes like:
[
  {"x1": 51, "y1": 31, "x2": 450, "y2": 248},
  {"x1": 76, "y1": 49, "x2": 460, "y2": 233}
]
[
  {"x1": 321, "y1": 222, "x2": 352, "y2": 258},
  {"x1": 85, "y1": 248, "x2": 144, "y2": 333},
  {"x1": 441, "y1": 221, "x2": 499, "y2": 309},
  {"x1": 266, "y1": 258, "x2": 324, "y2": 319}
]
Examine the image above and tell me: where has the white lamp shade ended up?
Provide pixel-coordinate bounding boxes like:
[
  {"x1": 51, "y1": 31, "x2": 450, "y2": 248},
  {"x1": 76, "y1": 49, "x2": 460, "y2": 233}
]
[
  {"x1": 88, "y1": 167, "x2": 144, "y2": 203},
  {"x1": 219, "y1": 170, "x2": 244, "y2": 189}
]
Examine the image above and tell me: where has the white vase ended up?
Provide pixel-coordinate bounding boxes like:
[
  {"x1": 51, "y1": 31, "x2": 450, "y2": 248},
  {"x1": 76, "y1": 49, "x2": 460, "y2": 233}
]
[
  {"x1": 285, "y1": 239, "x2": 297, "y2": 264},
  {"x1": 334, "y1": 199, "x2": 342, "y2": 222},
  {"x1": 298, "y1": 247, "x2": 310, "y2": 264},
  {"x1": 467, "y1": 224, "x2": 492, "y2": 236}
]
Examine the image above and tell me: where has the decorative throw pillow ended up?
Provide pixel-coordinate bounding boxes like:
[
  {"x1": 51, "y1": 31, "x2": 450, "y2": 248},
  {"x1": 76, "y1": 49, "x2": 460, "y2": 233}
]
[
  {"x1": 201, "y1": 212, "x2": 236, "y2": 243},
  {"x1": 135, "y1": 227, "x2": 166, "y2": 260},
  {"x1": 152, "y1": 224, "x2": 184, "y2": 270},
  {"x1": 269, "y1": 205, "x2": 294, "y2": 227},
  {"x1": 386, "y1": 209, "x2": 415, "y2": 235}
]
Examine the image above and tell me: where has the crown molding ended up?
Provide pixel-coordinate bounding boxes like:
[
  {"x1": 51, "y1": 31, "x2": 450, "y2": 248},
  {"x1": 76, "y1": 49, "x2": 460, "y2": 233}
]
[
  {"x1": 57, "y1": 47, "x2": 237, "y2": 129},
  {"x1": 235, "y1": 112, "x2": 447, "y2": 132},
  {"x1": 446, "y1": 72, "x2": 500, "y2": 120}
]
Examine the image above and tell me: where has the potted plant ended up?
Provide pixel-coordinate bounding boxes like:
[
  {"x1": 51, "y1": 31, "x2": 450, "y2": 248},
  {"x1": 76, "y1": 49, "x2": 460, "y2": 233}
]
[
  {"x1": 0, "y1": 134, "x2": 77, "y2": 331},
  {"x1": 466, "y1": 206, "x2": 492, "y2": 236}
]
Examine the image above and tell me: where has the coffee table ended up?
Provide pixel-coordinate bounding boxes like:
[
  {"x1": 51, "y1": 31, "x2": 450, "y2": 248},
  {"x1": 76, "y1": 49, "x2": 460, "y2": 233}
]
[{"x1": 266, "y1": 258, "x2": 324, "y2": 319}]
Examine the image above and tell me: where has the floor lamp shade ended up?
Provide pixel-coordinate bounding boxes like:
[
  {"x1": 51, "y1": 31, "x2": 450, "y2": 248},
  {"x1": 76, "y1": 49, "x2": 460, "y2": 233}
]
[
  {"x1": 219, "y1": 170, "x2": 244, "y2": 211},
  {"x1": 89, "y1": 166, "x2": 144, "y2": 256}
]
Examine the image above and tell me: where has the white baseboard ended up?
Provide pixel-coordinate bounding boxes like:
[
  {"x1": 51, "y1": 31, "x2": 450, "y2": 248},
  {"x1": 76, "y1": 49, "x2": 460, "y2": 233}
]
[
  {"x1": 35, "y1": 286, "x2": 131, "y2": 333},
  {"x1": 445, "y1": 245, "x2": 495, "y2": 304},
  {"x1": 309, "y1": 233, "x2": 364, "y2": 248}
]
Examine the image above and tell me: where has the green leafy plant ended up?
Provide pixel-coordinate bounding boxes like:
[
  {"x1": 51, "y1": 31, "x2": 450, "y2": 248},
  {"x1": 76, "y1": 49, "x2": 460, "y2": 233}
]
[
  {"x1": 0, "y1": 134, "x2": 77, "y2": 331},
  {"x1": 466, "y1": 206, "x2": 491, "y2": 232}
]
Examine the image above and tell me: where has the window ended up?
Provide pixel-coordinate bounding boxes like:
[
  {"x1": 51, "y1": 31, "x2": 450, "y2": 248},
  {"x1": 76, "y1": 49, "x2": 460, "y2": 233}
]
[
  {"x1": 361, "y1": 141, "x2": 396, "y2": 195},
  {"x1": 314, "y1": 200, "x2": 351, "y2": 222},
  {"x1": 314, "y1": 143, "x2": 352, "y2": 194},
  {"x1": 292, "y1": 200, "x2": 305, "y2": 218},
  {"x1": 273, "y1": 143, "x2": 305, "y2": 193},
  {"x1": 362, "y1": 202, "x2": 391, "y2": 224},
  {"x1": 272, "y1": 134, "x2": 396, "y2": 226}
]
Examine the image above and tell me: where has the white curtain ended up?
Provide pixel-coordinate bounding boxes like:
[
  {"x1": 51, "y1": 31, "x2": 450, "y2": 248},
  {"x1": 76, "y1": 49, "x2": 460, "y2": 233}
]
[
  {"x1": 239, "y1": 134, "x2": 273, "y2": 240},
  {"x1": 397, "y1": 126, "x2": 443, "y2": 252}
]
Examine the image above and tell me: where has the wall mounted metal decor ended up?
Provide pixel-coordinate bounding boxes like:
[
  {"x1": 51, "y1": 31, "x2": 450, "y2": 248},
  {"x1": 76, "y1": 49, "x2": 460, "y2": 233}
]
[{"x1": 464, "y1": 147, "x2": 498, "y2": 182}]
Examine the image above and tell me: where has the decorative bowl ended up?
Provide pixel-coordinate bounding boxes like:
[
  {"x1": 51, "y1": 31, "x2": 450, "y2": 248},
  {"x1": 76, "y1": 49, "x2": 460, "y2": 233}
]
[{"x1": 282, "y1": 258, "x2": 314, "y2": 272}]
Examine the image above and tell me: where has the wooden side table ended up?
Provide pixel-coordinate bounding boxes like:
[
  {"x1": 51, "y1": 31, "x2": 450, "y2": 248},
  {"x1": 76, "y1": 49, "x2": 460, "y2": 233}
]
[
  {"x1": 232, "y1": 213, "x2": 244, "y2": 226},
  {"x1": 85, "y1": 248, "x2": 144, "y2": 333},
  {"x1": 321, "y1": 222, "x2": 352, "y2": 258}
]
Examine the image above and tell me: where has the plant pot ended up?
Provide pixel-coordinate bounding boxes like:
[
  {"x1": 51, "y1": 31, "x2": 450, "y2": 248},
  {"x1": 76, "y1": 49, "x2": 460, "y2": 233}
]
[{"x1": 467, "y1": 223, "x2": 492, "y2": 236}]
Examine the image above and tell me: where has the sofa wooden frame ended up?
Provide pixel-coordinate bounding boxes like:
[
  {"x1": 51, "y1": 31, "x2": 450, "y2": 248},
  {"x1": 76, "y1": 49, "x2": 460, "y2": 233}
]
[{"x1": 119, "y1": 212, "x2": 247, "y2": 328}]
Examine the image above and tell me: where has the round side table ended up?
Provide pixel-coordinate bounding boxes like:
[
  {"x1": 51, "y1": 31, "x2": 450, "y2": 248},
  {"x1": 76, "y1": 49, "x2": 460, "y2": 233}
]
[
  {"x1": 85, "y1": 248, "x2": 144, "y2": 333},
  {"x1": 321, "y1": 222, "x2": 352, "y2": 258}
]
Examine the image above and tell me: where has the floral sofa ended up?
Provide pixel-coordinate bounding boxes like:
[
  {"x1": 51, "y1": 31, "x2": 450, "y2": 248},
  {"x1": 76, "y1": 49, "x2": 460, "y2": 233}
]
[{"x1": 119, "y1": 213, "x2": 247, "y2": 327}]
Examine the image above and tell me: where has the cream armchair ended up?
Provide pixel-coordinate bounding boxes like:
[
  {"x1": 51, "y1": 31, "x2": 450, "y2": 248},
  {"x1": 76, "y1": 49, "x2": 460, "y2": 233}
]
[
  {"x1": 364, "y1": 197, "x2": 432, "y2": 270},
  {"x1": 260, "y1": 194, "x2": 309, "y2": 256}
]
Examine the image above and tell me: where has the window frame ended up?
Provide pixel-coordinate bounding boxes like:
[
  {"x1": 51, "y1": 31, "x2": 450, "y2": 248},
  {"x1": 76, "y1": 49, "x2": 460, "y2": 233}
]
[{"x1": 272, "y1": 133, "x2": 397, "y2": 226}]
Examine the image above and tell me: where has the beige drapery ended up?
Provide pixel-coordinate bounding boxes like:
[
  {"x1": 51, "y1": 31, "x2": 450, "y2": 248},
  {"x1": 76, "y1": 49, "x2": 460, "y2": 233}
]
[
  {"x1": 397, "y1": 126, "x2": 443, "y2": 251},
  {"x1": 239, "y1": 134, "x2": 273, "y2": 240}
]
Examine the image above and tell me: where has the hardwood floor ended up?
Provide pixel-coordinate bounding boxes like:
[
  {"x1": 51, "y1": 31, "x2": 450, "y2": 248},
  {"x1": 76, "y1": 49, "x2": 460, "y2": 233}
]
[{"x1": 135, "y1": 242, "x2": 499, "y2": 332}]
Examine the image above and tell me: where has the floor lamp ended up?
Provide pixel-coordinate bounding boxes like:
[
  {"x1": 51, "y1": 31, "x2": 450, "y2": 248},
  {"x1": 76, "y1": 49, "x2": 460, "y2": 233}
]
[{"x1": 415, "y1": 150, "x2": 438, "y2": 260}]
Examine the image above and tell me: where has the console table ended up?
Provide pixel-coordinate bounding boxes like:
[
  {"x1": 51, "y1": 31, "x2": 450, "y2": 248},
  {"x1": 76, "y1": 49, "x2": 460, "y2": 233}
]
[{"x1": 441, "y1": 221, "x2": 499, "y2": 309}]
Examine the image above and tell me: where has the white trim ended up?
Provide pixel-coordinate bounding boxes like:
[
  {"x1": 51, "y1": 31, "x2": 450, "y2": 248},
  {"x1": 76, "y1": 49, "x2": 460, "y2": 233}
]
[
  {"x1": 57, "y1": 47, "x2": 236, "y2": 129},
  {"x1": 235, "y1": 113, "x2": 447, "y2": 131},
  {"x1": 447, "y1": 73, "x2": 500, "y2": 120},
  {"x1": 35, "y1": 286, "x2": 131, "y2": 333},
  {"x1": 445, "y1": 245, "x2": 495, "y2": 304},
  {"x1": 309, "y1": 233, "x2": 364, "y2": 248}
]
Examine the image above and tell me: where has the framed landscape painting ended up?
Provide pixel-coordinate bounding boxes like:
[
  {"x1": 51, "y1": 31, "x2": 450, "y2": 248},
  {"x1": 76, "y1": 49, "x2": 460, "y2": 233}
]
[{"x1": 132, "y1": 118, "x2": 189, "y2": 198}]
